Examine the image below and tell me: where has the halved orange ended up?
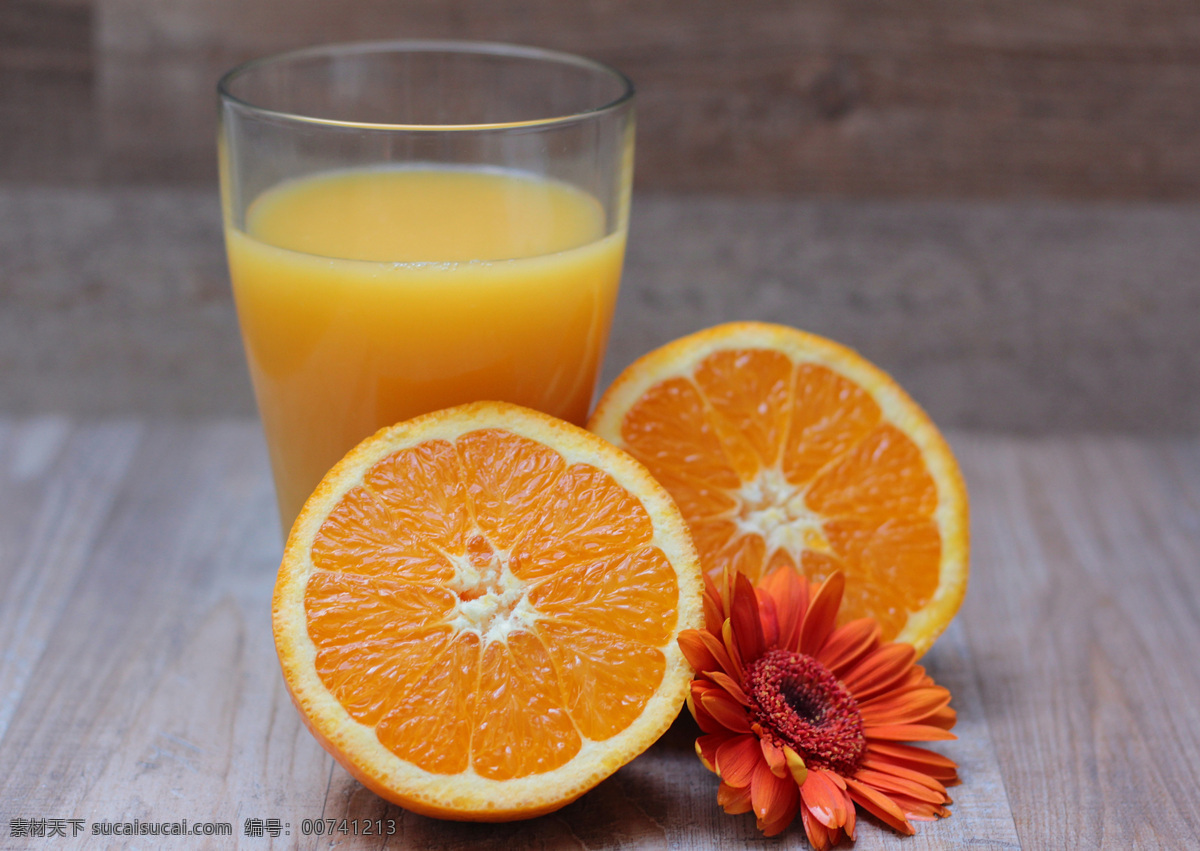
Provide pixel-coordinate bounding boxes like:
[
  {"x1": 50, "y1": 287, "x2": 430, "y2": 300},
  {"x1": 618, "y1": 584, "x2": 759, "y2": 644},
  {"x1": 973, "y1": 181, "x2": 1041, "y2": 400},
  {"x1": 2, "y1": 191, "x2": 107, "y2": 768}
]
[
  {"x1": 589, "y1": 322, "x2": 968, "y2": 655},
  {"x1": 273, "y1": 402, "x2": 703, "y2": 820}
]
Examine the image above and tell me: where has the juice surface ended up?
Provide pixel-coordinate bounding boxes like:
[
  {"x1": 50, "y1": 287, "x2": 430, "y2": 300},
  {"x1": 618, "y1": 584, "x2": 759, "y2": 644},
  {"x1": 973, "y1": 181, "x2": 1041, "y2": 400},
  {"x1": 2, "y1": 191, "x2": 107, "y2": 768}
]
[{"x1": 225, "y1": 167, "x2": 625, "y2": 529}]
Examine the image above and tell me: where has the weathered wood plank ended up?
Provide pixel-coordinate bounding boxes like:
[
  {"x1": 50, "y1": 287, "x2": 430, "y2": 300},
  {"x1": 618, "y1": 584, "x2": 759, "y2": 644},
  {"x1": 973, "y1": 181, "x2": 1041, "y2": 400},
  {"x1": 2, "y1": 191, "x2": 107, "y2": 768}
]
[
  {"x1": 8, "y1": 0, "x2": 1200, "y2": 197},
  {"x1": 955, "y1": 435, "x2": 1200, "y2": 847},
  {"x1": 0, "y1": 418, "x2": 142, "y2": 742}
]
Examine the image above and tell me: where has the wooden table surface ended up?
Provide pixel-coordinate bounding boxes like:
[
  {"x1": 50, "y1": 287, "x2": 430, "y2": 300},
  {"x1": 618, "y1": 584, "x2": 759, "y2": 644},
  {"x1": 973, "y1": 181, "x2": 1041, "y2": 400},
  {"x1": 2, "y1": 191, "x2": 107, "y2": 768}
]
[{"x1": 0, "y1": 418, "x2": 1197, "y2": 849}]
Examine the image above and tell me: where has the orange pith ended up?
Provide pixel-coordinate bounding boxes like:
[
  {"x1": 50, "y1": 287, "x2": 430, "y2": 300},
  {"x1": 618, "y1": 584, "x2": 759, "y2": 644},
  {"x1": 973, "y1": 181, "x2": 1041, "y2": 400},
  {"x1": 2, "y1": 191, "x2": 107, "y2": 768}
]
[
  {"x1": 589, "y1": 323, "x2": 968, "y2": 655},
  {"x1": 273, "y1": 403, "x2": 703, "y2": 820}
]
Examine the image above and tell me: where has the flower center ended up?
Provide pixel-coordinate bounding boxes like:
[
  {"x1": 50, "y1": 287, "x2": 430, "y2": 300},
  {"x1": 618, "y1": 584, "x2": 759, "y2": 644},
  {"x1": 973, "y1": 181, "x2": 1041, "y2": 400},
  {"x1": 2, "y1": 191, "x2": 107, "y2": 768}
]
[{"x1": 743, "y1": 648, "x2": 866, "y2": 775}]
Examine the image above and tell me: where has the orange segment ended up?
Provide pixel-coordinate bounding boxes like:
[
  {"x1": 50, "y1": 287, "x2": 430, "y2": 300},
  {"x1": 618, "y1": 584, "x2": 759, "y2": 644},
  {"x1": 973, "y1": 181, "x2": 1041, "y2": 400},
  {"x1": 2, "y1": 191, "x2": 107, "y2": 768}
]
[
  {"x1": 472, "y1": 633, "x2": 580, "y2": 781},
  {"x1": 537, "y1": 622, "x2": 668, "y2": 741},
  {"x1": 589, "y1": 322, "x2": 968, "y2": 655},
  {"x1": 456, "y1": 429, "x2": 565, "y2": 549},
  {"x1": 311, "y1": 486, "x2": 453, "y2": 582},
  {"x1": 273, "y1": 402, "x2": 703, "y2": 821},
  {"x1": 510, "y1": 463, "x2": 654, "y2": 580},
  {"x1": 530, "y1": 548, "x2": 679, "y2": 646},
  {"x1": 376, "y1": 632, "x2": 481, "y2": 775}
]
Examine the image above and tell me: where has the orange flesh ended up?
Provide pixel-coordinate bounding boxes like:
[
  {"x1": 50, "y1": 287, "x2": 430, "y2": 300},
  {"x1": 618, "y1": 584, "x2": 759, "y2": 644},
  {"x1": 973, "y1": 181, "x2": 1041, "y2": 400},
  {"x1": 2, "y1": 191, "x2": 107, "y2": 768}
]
[
  {"x1": 618, "y1": 349, "x2": 941, "y2": 640},
  {"x1": 303, "y1": 429, "x2": 678, "y2": 780}
]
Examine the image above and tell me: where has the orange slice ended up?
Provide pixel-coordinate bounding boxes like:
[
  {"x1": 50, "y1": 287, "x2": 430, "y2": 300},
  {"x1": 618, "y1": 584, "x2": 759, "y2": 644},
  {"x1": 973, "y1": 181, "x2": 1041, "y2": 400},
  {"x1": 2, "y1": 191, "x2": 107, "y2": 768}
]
[
  {"x1": 273, "y1": 402, "x2": 703, "y2": 820},
  {"x1": 589, "y1": 322, "x2": 968, "y2": 655}
]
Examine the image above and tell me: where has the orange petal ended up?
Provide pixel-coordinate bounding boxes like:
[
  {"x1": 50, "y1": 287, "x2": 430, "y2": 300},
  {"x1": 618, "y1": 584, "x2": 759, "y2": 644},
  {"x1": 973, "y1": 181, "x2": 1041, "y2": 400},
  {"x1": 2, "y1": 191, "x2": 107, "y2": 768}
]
[
  {"x1": 695, "y1": 629, "x2": 738, "y2": 680},
  {"x1": 717, "y1": 780, "x2": 754, "y2": 814},
  {"x1": 756, "y1": 588, "x2": 780, "y2": 648},
  {"x1": 883, "y1": 792, "x2": 952, "y2": 821},
  {"x1": 853, "y1": 769, "x2": 949, "y2": 805},
  {"x1": 867, "y1": 743, "x2": 960, "y2": 783},
  {"x1": 722, "y1": 619, "x2": 746, "y2": 678},
  {"x1": 706, "y1": 670, "x2": 751, "y2": 706},
  {"x1": 678, "y1": 630, "x2": 720, "y2": 674},
  {"x1": 840, "y1": 642, "x2": 917, "y2": 700},
  {"x1": 715, "y1": 733, "x2": 764, "y2": 786},
  {"x1": 751, "y1": 758, "x2": 800, "y2": 826},
  {"x1": 730, "y1": 572, "x2": 766, "y2": 661},
  {"x1": 843, "y1": 796, "x2": 857, "y2": 840},
  {"x1": 815, "y1": 617, "x2": 880, "y2": 676},
  {"x1": 760, "y1": 736, "x2": 788, "y2": 778},
  {"x1": 801, "y1": 804, "x2": 832, "y2": 850},
  {"x1": 923, "y1": 704, "x2": 958, "y2": 729},
  {"x1": 759, "y1": 566, "x2": 809, "y2": 652},
  {"x1": 860, "y1": 755, "x2": 951, "y2": 793},
  {"x1": 696, "y1": 733, "x2": 728, "y2": 773},
  {"x1": 844, "y1": 776, "x2": 914, "y2": 835},
  {"x1": 784, "y1": 745, "x2": 809, "y2": 786},
  {"x1": 759, "y1": 797, "x2": 801, "y2": 838},
  {"x1": 703, "y1": 574, "x2": 725, "y2": 633},
  {"x1": 700, "y1": 690, "x2": 752, "y2": 733},
  {"x1": 800, "y1": 768, "x2": 850, "y2": 829},
  {"x1": 859, "y1": 687, "x2": 952, "y2": 727},
  {"x1": 799, "y1": 572, "x2": 844, "y2": 655},
  {"x1": 689, "y1": 682, "x2": 724, "y2": 734},
  {"x1": 865, "y1": 723, "x2": 957, "y2": 742}
]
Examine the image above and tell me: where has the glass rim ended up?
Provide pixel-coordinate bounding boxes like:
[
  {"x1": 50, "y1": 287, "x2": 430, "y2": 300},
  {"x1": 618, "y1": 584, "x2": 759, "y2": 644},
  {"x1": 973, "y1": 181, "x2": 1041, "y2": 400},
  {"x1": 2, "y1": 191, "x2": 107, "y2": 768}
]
[{"x1": 217, "y1": 39, "x2": 635, "y2": 132}]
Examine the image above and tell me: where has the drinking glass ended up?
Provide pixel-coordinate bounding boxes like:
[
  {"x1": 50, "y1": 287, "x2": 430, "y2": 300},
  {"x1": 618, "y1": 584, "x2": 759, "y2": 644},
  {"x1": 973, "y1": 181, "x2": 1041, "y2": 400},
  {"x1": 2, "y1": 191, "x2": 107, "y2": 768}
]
[{"x1": 218, "y1": 41, "x2": 634, "y2": 530}]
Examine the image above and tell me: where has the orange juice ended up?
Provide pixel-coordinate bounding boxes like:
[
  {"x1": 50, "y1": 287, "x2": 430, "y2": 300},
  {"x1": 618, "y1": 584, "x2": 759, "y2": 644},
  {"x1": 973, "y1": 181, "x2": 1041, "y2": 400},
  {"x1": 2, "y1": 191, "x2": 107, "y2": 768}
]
[{"x1": 225, "y1": 167, "x2": 625, "y2": 527}]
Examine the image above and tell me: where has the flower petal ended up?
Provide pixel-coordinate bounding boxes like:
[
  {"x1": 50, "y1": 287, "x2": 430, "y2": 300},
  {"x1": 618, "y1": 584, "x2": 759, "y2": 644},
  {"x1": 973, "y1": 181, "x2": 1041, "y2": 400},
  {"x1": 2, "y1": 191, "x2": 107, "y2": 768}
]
[
  {"x1": 840, "y1": 642, "x2": 917, "y2": 700},
  {"x1": 688, "y1": 681, "x2": 724, "y2": 734},
  {"x1": 700, "y1": 689, "x2": 752, "y2": 733},
  {"x1": 866, "y1": 742, "x2": 960, "y2": 783},
  {"x1": 696, "y1": 629, "x2": 738, "y2": 679},
  {"x1": 695, "y1": 733, "x2": 729, "y2": 773},
  {"x1": 799, "y1": 768, "x2": 851, "y2": 829},
  {"x1": 756, "y1": 588, "x2": 780, "y2": 648},
  {"x1": 703, "y1": 577, "x2": 725, "y2": 635},
  {"x1": 759, "y1": 794, "x2": 801, "y2": 838},
  {"x1": 706, "y1": 670, "x2": 751, "y2": 706},
  {"x1": 784, "y1": 745, "x2": 809, "y2": 786},
  {"x1": 923, "y1": 704, "x2": 958, "y2": 729},
  {"x1": 859, "y1": 687, "x2": 952, "y2": 727},
  {"x1": 730, "y1": 572, "x2": 766, "y2": 662},
  {"x1": 860, "y1": 754, "x2": 951, "y2": 793},
  {"x1": 717, "y1": 780, "x2": 753, "y2": 814},
  {"x1": 678, "y1": 630, "x2": 720, "y2": 674},
  {"x1": 815, "y1": 617, "x2": 880, "y2": 676},
  {"x1": 751, "y1": 757, "x2": 800, "y2": 826},
  {"x1": 759, "y1": 566, "x2": 809, "y2": 651},
  {"x1": 844, "y1": 776, "x2": 914, "y2": 835},
  {"x1": 883, "y1": 792, "x2": 952, "y2": 821},
  {"x1": 801, "y1": 804, "x2": 832, "y2": 850},
  {"x1": 715, "y1": 733, "x2": 764, "y2": 786},
  {"x1": 854, "y1": 768, "x2": 949, "y2": 804},
  {"x1": 721, "y1": 619, "x2": 746, "y2": 677},
  {"x1": 865, "y1": 723, "x2": 957, "y2": 742},
  {"x1": 799, "y1": 572, "x2": 844, "y2": 655},
  {"x1": 760, "y1": 736, "x2": 788, "y2": 778}
]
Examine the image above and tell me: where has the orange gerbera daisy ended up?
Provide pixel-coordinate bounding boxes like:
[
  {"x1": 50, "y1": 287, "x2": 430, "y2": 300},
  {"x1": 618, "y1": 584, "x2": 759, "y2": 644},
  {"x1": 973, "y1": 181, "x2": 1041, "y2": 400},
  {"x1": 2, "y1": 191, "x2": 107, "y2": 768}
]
[{"x1": 680, "y1": 569, "x2": 959, "y2": 846}]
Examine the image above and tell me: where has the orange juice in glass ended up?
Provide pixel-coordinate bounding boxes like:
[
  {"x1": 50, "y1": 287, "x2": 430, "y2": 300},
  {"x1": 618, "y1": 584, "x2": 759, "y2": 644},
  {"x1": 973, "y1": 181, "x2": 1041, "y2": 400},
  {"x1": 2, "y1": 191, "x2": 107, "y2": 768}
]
[{"x1": 218, "y1": 42, "x2": 634, "y2": 529}]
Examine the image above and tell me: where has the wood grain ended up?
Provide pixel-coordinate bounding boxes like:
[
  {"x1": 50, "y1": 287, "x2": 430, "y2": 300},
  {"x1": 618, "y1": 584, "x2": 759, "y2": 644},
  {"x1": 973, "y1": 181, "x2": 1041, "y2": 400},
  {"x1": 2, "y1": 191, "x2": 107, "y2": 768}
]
[
  {"x1": 1, "y1": 419, "x2": 1198, "y2": 847},
  {"x1": 6, "y1": 0, "x2": 1200, "y2": 197}
]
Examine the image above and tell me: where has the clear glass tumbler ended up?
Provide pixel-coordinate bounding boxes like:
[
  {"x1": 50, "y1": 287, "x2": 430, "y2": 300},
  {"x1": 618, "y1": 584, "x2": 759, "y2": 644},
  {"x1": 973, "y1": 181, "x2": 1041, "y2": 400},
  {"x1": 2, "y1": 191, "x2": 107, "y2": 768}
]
[{"x1": 218, "y1": 41, "x2": 635, "y2": 530}]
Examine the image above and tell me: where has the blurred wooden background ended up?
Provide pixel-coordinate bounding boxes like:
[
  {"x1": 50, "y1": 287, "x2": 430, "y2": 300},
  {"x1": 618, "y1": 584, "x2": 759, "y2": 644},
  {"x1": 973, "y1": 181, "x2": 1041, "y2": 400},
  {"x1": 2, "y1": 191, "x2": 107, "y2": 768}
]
[
  {"x1": 2, "y1": 0, "x2": 1199, "y2": 429},
  {"x1": 6, "y1": 0, "x2": 1200, "y2": 197}
]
